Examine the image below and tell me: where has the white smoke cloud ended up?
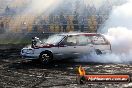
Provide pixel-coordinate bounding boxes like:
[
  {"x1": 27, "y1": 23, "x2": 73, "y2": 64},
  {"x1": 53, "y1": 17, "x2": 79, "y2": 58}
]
[
  {"x1": 104, "y1": 0, "x2": 132, "y2": 55},
  {"x1": 76, "y1": 53, "x2": 132, "y2": 63},
  {"x1": 106, "y1": 27, "x2": 132, "y2": 53},
  {"x1": 101, "y1": 0, "x2": 132, "y2": 33},
  {"x1": 26, "y1": 0, "x2": 62, "y2": 15},
  {"x1": 83, "y1": 0, "x2": 106, "y2": 8},
  {"x1": 76, "y1": 0, "x2": 132, "y2": 63}
]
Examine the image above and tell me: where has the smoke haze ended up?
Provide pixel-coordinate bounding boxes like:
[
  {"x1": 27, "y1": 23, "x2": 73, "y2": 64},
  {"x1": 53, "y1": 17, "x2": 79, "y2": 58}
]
[
  {"x1": 76, "y1": 0, "x2": 132, "y2": 64},
  {"x1": 104, "y1": 0, "x2": 132, "y2": 55}
]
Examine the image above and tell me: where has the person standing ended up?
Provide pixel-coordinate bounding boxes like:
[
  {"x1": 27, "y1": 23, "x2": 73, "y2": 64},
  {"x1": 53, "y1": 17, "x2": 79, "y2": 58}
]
[
  {"x1": 80, "y1": 17, "x2": 85, "y2": 32},
  {"x1": 62, "y1": 17, "x2": 67, "y2": 32},
  {"x1": 73, "y1": 11, "x2": 79, "y2": 31},
  {"x1": 0, "y1": 22, "x2": 5, "y2": 34}
]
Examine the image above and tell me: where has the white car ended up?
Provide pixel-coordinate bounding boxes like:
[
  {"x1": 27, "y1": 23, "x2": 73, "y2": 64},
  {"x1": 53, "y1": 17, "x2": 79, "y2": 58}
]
[{"x1": 21, "y1": 33, "x2": 111, "y2": 63}]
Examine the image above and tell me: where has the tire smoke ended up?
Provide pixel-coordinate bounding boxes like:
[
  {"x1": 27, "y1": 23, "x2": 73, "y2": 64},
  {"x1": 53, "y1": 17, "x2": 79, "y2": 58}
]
[{"x1": 76, "y1": 0, "x2": 132, "y2": 64}]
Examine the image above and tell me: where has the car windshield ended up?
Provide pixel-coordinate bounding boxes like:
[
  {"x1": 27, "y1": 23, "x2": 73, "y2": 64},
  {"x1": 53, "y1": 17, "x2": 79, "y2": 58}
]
[{"x1": 44, "y1": 35, "x2": 65, "y2": 45}]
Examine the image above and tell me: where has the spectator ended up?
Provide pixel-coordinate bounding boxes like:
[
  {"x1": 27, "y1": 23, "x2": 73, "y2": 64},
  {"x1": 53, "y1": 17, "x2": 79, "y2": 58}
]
[
  {"x1": 32, "y1": 22, "x2": 38, "y2": 32},
  {"x1": 73, "y1": 18, "x2": 79, "y2": 31},
  {"x1": 42, "y1": 19, "x2": 49, "y2": 33},
  {"x1": 21, "y1": 22, "x2": 28, "y2": 33},
  {"x1": 0, "y1": 22, "x2": 5, "y2": 33},
  {"x1": 59, "y1": 12, "x2": 65, "y2": 32},
  {"x1": 79, "y1": 17, "x2": 85, "y2": 32},
  {"x1": 5, "y1": 6, "x2": 10, "y2": 16},
  {"x1": 96, "y1": 14, "x2": 102, "y2": 29},
  {"x1": 62, "y1": 17, "x2": 67, "y2": 32}
]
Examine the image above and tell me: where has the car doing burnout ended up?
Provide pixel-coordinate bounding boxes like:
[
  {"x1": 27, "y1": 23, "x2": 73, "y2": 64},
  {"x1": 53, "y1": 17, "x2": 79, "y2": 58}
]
[{"x1": 21, "y1": 33, "x2": 111, "y2": 63}]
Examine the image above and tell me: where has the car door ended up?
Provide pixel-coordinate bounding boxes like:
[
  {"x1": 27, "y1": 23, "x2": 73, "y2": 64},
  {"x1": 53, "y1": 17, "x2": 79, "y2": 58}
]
[
  {"x1": 75, "y1": 35, "x2": 94, "y2": 56},
  {"x1": 56, "y1": 35, "x2": 78, "y2": 58}
]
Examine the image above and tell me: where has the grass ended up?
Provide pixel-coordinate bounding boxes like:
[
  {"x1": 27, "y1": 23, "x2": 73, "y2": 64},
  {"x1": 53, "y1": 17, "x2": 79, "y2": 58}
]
[{"x1": 0, "y1": 38, "x2": 31, "y2": 45}]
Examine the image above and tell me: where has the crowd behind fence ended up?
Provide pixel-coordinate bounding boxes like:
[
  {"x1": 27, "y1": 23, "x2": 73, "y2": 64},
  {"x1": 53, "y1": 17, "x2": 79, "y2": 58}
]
[
  {"x1": 0, "y1": 0, "x2": 126, "y2": 33},
  {"x1": 0, "y1": 15, "x2": 109, "y2": 33}
]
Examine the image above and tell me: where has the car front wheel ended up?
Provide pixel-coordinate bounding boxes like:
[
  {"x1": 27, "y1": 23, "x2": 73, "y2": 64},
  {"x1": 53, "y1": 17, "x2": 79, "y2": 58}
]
[{"x1": 39, "y1": 52, "x2": 53, "y2": 64}]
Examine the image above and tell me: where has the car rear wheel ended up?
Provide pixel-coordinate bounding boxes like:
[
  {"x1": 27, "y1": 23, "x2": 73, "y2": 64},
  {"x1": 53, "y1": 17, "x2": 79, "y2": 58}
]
[
  {"x1": 39, "y1": 52, "x2": 53, "y2": 64},
  {"x1": 95, "y1": 49, "x2": 102, "y2": 55}
]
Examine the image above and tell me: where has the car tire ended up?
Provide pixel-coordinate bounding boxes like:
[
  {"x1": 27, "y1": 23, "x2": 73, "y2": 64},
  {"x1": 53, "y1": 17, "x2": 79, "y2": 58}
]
[
  {"x1": 95, "y1": 49, "x2": 102, "y2": 55},
  {"x1": 39, "y1": 51, "x2": 53, "y2": 64},
  {"x1": 77, "y1": 76, "x2": 87, "y2": 84}
]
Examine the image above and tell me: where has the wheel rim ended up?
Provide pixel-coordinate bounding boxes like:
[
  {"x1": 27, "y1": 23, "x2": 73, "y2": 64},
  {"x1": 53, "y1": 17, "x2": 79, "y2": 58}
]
[{"x1": 41, "y1": 54, "x2": 50, "y2": 63}]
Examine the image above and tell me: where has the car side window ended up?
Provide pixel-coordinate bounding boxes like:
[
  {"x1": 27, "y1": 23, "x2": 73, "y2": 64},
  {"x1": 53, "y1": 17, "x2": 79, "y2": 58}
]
[
  {"x1": 61, "y1": 35, "x2": 77, "y2": 46},
  {"x1": 87, "y1": 36, "x2": 92, "y2": 44},
  {"x1": 77, "y1": 35, "x2": 92, "y2": 46},
  {"x1": 92, "y1": 35, "x2": 106, "y2": 45}
]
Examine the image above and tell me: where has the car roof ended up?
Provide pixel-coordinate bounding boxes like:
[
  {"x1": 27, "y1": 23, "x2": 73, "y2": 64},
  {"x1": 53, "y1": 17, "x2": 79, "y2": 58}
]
[{"x1": 59, "y1": 32, "x2": 101, "y2": 36}]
